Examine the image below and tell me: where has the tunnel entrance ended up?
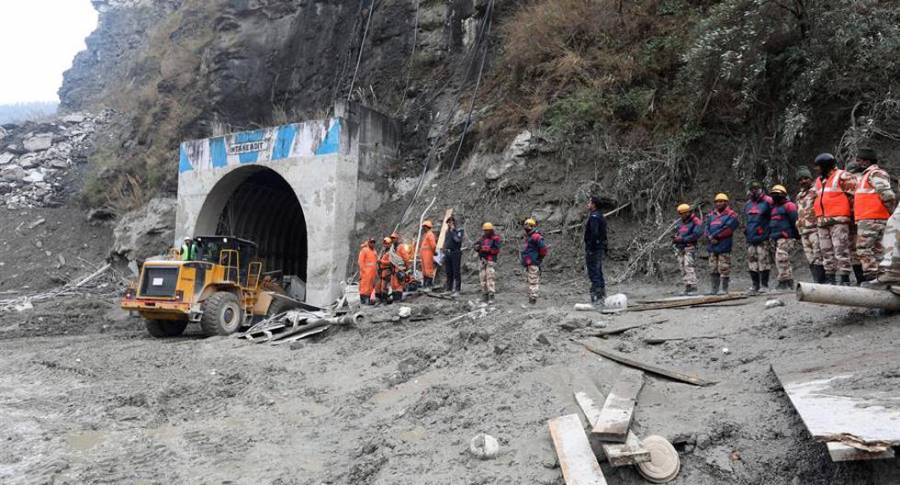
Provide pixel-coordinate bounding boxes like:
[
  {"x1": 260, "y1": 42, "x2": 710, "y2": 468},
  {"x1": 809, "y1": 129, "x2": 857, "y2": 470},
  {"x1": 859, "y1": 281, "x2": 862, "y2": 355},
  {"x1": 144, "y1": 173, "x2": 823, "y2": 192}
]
[{"x1": 200, "y1": 167, "x2": 307, "y2": 282}]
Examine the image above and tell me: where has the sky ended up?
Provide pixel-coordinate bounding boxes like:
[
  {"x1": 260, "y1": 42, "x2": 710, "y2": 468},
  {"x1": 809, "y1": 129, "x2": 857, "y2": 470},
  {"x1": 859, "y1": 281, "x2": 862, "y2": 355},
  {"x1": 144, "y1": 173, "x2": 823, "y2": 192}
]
[{"x1": 0, "y1": 0, "x2": 98, "y2": 104}]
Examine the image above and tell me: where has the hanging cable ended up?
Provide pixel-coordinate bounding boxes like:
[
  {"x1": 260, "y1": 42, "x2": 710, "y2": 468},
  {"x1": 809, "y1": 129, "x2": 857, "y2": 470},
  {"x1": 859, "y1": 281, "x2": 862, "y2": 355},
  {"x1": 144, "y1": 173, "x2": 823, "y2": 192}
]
[
  {"x1": 347, "y1": 0, "x2": 377, "y2": 103},
  {"x1": 447, "y1": 0, "x2": 494, "y2": 174},
  {"x1": 393, "y1": 0, "x2": 496, "y2": 230}
]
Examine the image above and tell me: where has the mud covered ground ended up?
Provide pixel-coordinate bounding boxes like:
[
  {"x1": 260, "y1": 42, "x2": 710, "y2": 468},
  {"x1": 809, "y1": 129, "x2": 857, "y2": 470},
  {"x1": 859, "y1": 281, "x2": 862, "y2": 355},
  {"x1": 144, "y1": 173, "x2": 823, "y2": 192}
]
[{"x1": 2, "y1": 263, "x2": 899, "y2": 484}]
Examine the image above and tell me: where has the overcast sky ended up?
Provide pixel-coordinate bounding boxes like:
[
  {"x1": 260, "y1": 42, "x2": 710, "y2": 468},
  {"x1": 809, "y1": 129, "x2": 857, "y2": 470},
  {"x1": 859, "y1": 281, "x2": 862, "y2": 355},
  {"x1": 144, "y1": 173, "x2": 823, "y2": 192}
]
[{"x1": 0, "y1": 0, "x2": 98, "y2": 104}]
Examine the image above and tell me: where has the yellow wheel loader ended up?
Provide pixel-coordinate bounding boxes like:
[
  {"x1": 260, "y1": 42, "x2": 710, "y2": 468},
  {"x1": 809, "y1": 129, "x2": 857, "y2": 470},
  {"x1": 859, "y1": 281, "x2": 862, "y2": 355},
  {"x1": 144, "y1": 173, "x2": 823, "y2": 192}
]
[{"x1": 121, "y1": 236, "x2": 304, "y2": 338}]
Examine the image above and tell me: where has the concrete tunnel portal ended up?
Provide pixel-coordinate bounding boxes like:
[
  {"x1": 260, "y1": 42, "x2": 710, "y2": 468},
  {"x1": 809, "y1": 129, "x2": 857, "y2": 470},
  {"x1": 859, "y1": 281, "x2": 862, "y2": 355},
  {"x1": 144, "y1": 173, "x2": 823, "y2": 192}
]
[
  {"x1": 175, "y1": 102, "x2": 400, "y2": 305},
  {"x1": 194, "y1": 166, "x2": 308, "y2": 281}
]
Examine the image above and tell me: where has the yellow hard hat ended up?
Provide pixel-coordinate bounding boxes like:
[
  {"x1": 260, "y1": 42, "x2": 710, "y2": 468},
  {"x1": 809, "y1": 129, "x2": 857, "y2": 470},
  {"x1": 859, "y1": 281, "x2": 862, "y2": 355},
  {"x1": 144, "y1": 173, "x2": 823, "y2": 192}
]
[
  {"x1": 770, "y1": 184, "x2": 787, "y2": 195},
  {"x1": 482, "y1": 222, "x2": 494, "y2": 231},
  {"x1": 382, "y1": 237, "x2": 392, "y2": 245},
  {"x1": 677, "y1": 204, "x2": 691, "y2": 214},
  {"x1": 714, "y1": 193, "x2": 729, "y2": 202},
  {"x1": 524, "y1": 218, "x2": 537, "y2": 227},
  {"x1": 423, "y1": 220, "x2": 433, "y2": 228}
]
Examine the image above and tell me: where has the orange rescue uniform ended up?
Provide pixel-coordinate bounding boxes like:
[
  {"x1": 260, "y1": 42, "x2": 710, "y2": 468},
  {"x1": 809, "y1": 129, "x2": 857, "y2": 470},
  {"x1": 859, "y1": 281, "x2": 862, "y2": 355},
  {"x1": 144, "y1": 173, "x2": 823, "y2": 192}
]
[
  {"x1": 357, "y1": 243, "x2": 377, "y2": 297},
  {"x1": 420, "y1": 230, "x2": 437, "y2": 278}
]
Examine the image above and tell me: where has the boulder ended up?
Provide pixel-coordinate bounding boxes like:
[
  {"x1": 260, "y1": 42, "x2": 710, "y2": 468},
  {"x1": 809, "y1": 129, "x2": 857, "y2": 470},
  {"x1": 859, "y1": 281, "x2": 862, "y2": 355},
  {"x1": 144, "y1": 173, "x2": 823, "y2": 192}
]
[
  {"x1": 1, "y1": 166, "x2": 26, "y2": 182},
  {"x1": 111, "y1": 197, "x2": 177, "y2": 263},
  {"x1": 61, "y1": 113, "x2": 87, "y2": 124},
  {"x1": 0, "y1": 153, "x2": 14, "y2": 165},
  {"x1": 47, "y1": 159, "x2": 69, "y2": 169},
  {"x1": 23, "y1": 134, "x2": 53, "y2": 152},
  {"x1": 23, "y1": 170, "x2": 45, "y2": 183},
  {"x1": 17, "y1": 156, "x2": 38, "y2": 169}
]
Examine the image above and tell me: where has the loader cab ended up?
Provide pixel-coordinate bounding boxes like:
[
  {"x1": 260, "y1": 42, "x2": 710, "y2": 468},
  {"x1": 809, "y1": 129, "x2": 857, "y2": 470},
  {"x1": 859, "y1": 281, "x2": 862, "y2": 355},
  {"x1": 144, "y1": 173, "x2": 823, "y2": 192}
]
[{"x1": 193, "y1": 236, "x2": 258, "y2": 284}]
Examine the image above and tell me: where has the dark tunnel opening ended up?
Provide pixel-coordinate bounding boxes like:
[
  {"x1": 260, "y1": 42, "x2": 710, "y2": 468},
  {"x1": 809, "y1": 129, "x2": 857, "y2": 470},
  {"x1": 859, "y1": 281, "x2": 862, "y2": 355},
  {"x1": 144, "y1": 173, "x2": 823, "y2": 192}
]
[{"x1": 214, "y1": 169, "x2": 307, "y2": 282}]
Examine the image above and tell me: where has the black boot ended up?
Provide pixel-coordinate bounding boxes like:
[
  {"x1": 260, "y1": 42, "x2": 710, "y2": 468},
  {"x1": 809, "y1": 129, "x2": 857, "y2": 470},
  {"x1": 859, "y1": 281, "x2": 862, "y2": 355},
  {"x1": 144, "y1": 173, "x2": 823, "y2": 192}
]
[
  {"x1": 488, "y1": 293, "x2": 495, "y2": 304},
  {"x1": 814, "y1": 264, "x2": 826, "y2": 284},
  {"x1": 785, "y1": 279, "x2": 794, "y2": 290},
  {"x1": 839, "y1": 274, "x2": 851, "y2": 286},
  {"x1": 852, "y1": 265, "x2": 865, "y2": 286},
  {"x1": 360, "y1": 295, "x2": 370, "y2": 305},
  {"x1": 760, "y1": 270, "x2": 770, "y2": 292},
  {"x1": 749, "y1": 271, "x2": 760, "y2": 294},
  {"x1": 808, "y1": 264, "x2": 818, "y2": 283},
  {"x1": 720, "y1": 277, "x2": 730, "y2": 294},
  {"x1": 825, "y1": 273, "x2": 836, "y2": 285},
  {"x1": 682, "y1": 285, "x2": 698, "y2": 296},
  {"x1": 708, "y1": 273, "x2": 721, "y2": 295}
]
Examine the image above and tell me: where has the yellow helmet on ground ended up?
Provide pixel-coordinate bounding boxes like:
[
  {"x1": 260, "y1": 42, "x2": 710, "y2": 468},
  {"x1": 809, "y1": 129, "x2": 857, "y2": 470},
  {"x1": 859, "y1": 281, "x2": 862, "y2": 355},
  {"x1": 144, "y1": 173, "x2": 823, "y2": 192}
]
[
  {"x1": 770, "y1": 184, "x2": 787, "y2": 195},
  {"x1": 676, "y1": 204, "x2": 691, "y2": 214},
  {"x1": 482, "y1": 222, "x2": 494, "y2": 231},
  {"x1": 524, "y1": 218, "x2": 537, "y2": 228},
  {"x1": 714, "y1": 193, "x2": 729, "y2": 202}
]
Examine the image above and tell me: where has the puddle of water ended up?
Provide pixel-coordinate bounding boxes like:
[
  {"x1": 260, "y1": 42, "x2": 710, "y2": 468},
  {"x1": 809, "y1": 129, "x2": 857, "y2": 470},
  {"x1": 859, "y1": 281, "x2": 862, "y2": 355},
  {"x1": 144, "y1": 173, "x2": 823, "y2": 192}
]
[{"x1": 66, "y1": 430, "x2": 107, "y2": 452}]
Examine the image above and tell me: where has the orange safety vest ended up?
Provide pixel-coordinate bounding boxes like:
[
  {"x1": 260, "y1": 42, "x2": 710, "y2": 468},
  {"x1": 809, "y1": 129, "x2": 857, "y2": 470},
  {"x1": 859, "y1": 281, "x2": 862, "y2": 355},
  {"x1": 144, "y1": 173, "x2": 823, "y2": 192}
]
[
  {"x1": 854, "y1": 169, "x2": 891, "y2": 221},
  {"x1": 813, "y1": 169, "x2": 852, "y2": 218}
]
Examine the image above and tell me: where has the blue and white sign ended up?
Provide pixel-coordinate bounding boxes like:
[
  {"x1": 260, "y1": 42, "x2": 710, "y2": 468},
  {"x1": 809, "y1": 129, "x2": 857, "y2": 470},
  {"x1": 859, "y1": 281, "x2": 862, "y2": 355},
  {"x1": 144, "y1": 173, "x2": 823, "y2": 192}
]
[{"x1": 178, "y1": 118, "x2": 344, "y2": 173}]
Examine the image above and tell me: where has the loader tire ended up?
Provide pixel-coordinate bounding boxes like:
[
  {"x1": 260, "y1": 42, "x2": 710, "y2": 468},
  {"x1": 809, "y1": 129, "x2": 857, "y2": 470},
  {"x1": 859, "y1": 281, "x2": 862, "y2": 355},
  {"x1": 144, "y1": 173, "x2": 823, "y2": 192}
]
[
  {"x1": 200, "y1": 291, "x2": 243, "y2": 336},
  {"x1": 145, "y1": 320, "x2": 188, "y2": 338}
]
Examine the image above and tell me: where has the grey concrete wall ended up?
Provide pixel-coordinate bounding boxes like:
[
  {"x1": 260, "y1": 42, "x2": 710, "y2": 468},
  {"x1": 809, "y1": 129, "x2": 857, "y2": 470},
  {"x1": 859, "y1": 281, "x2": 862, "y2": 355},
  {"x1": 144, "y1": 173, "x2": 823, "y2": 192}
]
[{"x1": 175, "y1": 104, "x2": 397, "y2": 306}]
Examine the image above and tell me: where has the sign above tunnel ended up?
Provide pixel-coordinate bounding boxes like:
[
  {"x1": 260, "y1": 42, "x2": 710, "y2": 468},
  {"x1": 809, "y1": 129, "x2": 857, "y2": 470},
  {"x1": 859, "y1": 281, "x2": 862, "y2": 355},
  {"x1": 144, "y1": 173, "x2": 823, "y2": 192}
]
[{"x1": 178, "y1": 118, "x2": 344, "y2": 173}]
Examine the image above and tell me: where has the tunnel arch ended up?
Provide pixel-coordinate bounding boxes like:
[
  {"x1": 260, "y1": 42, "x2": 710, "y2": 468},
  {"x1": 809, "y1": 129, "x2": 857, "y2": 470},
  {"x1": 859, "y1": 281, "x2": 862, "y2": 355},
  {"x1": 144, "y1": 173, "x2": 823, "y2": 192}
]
[{"x1": 194, "y1": 165, "x2": 307, "y2": 281}]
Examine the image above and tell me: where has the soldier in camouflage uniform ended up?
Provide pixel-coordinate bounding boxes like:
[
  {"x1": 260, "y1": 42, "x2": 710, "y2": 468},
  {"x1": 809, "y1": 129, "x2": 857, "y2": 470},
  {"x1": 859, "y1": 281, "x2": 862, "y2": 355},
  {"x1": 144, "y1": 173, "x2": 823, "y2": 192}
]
[
  {"x1": 871, "y1": 203, "x2": 900, "y2": 287},
  {"x1": 852, "y1": 147, "x2": 895, "y2": 283},
  {"x1": 845, "y1": 161, "x2": 866, "y2": 283},
  {"x1": 813, "y1": 153, "x2": 858, "y2": 285},
  {"x1": 795, "y1": 167, "x2": 824, "y2": 282}
]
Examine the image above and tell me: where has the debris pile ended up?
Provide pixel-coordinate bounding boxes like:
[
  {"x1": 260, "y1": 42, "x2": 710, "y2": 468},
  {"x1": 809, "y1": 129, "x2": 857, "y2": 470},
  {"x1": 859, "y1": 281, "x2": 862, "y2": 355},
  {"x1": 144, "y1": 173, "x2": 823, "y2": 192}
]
[
  {"x1": 0, "y1": 262, "x2": 122, "y2": 313},
  {"x1": 0, "y1": 110, "x2": 111, "y2": 209}
]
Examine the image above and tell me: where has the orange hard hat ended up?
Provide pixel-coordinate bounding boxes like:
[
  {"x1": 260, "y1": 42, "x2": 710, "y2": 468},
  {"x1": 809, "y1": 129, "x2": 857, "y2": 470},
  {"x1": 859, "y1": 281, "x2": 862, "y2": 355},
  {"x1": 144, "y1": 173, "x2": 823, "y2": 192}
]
[
  {"x1": 423, "y1": 220, "x2": 433, "y2": 228},
  {"x1": 390, "y1": 232, "x2": 400, "y2": 240}
]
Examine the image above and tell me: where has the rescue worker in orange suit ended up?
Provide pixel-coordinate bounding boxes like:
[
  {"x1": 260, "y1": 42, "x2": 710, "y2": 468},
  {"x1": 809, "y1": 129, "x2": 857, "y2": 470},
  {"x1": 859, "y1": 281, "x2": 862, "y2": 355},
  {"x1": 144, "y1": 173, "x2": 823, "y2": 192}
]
[
  {"x1": 376, "y1": 237, "x2": 399, "y2": 304},
  {"x1": 357, "y1": 238, "x2": 377, "y2": 305},
  {"x1": 813, "y1": 153, "x2": 858, "y2": 285},
  {"x1": 853, "y1": 147, "x2": 895, "y2": 283},
  {"x1": 391, "y1": 233, "x2": 413, "y2": 291},
  {"x1": 419, "y1": 220, "x2": 437, "y2": 288}
]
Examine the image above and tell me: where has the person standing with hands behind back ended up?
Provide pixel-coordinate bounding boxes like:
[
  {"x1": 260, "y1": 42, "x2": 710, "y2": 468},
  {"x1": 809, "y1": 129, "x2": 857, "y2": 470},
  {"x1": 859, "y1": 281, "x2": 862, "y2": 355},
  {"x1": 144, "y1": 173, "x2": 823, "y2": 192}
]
[
  {"x1": 443, "y1": 216, "x2": 464, "y2": 297},
  {"x1": 584, "y1": 196, "x2": 608, "y2": 304}
]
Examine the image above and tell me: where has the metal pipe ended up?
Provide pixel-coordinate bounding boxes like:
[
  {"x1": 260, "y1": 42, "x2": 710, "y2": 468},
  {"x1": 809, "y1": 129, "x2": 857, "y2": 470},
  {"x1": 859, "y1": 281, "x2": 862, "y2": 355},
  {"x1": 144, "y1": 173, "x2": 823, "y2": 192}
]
[{"x1": 796, "y1": 282, "x2": 900, "y2": 310}]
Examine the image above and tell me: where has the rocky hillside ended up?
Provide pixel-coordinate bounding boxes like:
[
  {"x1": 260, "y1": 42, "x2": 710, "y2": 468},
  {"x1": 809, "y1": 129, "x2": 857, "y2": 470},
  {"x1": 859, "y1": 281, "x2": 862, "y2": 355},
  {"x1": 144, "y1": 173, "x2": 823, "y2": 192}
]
[{"x1": 59, "y1": 0, "x2": 900, "y2": 221}]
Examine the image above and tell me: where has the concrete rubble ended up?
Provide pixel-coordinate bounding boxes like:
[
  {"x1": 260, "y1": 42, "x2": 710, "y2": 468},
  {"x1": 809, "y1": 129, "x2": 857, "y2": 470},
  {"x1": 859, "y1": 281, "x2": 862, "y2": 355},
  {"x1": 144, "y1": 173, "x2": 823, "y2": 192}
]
[{"x1": 0, "y1": 110, "x2": 110, "y2": 209}]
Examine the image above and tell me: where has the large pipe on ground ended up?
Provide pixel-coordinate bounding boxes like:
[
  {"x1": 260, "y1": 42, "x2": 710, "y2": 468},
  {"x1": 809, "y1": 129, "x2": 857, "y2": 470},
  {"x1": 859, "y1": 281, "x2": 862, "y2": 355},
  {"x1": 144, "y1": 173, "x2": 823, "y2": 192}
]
[{"x1": 796, "y1": 282, "x2": 900, "y2": 310}]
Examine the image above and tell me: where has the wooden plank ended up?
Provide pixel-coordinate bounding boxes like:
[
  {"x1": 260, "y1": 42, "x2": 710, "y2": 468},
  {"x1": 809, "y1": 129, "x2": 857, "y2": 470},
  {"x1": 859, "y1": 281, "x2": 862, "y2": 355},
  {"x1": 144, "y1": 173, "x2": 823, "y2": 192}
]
[
  {"x1": 772, "y1": 349, "x2": 900, "y2": 450},
  {"x1": 578, "y1": 340, "x2": 717, "y2": 387},
  {"x1": 434, "y1": 208, "x2": 454, "y2": 251},
  {"x1": 548, "y1": 414, "x2": 608, "y2": 485},
  {"x1": 574, "y1": 392, "x2": 650, "y2": 467},
  {"x1": 586, "y1": 319, "x2": 668, "y2": 338},
  {"x1": 592, "y1": 369, "x2": 644, "y2": 442},
  {"x1": 827, "y1": 442, "x2": 895, "y2": 462},
  {"x1": 627, "y1": 294, "x2": 746, "y2": 312}
]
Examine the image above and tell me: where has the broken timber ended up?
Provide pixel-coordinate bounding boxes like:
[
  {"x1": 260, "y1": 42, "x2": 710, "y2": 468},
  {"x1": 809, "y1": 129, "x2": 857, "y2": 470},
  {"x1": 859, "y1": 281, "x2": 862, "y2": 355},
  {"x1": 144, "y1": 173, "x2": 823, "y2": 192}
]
[
  {"x1": 548, "y1": 414, "x2": 608, "y2": 485},
  {"x1": 826, "y1": 442, "x2": 895, "y2": 462},
  {"x1": 579, "y1": 340, "x2": 716, "y2": 387},
  {"x1": 628, "y1": 294, "x2": 747, "y2": 312},
  {"x1": 592, "y1": 369, "x2": 644, "y2": 442},
  {"x1": 772, "y1": 348, "x2": 900, "y2": 459},
  {"x1": 586, "y1": 319, "x2": 668, "y2": 338},
  {"x1": 574, "y1": 391, "x2": 650, "y2": 467}
]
